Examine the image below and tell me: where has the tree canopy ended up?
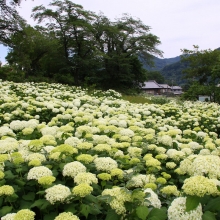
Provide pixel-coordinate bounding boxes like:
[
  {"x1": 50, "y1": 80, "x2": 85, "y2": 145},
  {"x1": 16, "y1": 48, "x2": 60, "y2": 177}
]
[
  {"x1": 1, "y1": 0, "x2": 162, "y2": 93},
  {"x1": 181, "y1": 45, "x2": 220, "y2": 102}
]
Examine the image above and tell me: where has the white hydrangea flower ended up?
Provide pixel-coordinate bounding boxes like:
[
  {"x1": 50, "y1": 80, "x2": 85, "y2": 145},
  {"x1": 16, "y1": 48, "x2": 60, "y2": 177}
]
[
  {"x1": 0, "y1": 126, "x2": 15, "y2": 137},
  {"x1": 119, "y1": 128, "x2": 135, "y2": 137},
  {"x1": 94, "y1": 157, "x2": 118, "y2": 172},
  {"x1": 40, "y1": 126, "x2": 58, "y2": 136},
  {"x1": 27, "y1": 166, "x2": 53, "y2": 180},
  {"x1": 158, "y1": 135, "x2": 173, "y2": 147},
  {"x1": 0, "y1": 138, "x2": 18, "y2": 153},
  {"x1": 188, "y1": 141, "x2": 203, "y2": 151},
  {"x1": 126, "y1": 174, "x2": 156, "y2": 188},
  {"x1": 63, "y1": 161, "x2": 86, "y2": 178},
  {"x1": 1, "y1": 213, "x2": 16, "y2": 220},
  {"x1": 168, "y1": 197, "x2": 202, "y2": 220},
  {"x1": 180, "y1": 155, "x2": 220, "y2": 179},
  {"x1": 45, "y1": 184, "x2": 71, "y2": 204},
  {"x1": 144, "y1": 188, "x2": 161, "y2": 208},
  {"x1": 25, "y1": 153, "x2": 46, "y2": 162},
  {"x1": 64, "y1": 137, "x2": 82, "y2": 147},
  {"x1": 74, "y1": 172, "x2": 98, "y2": 185}
]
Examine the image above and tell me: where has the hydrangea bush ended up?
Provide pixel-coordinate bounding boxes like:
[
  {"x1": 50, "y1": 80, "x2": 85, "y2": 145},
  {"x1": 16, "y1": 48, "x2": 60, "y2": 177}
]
[{"x1": 0, "y1": 80, "x2": 220, "y2": 219}]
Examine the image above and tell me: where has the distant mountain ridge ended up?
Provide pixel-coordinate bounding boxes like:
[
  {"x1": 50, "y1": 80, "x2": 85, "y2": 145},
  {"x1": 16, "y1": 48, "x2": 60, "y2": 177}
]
[
  {"x1": 143, "y1": 56, "x2": 181, "y2": 71},
  {"x1": 142, "y1": 55, "x2": 185, "y2": 85},
  {"x1": 143, "y1": 47, "x2": 220, "y2": 85}
]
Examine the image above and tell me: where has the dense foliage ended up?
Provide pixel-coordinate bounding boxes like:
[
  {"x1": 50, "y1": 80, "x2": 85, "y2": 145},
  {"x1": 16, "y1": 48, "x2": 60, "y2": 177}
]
[
  {"x1": 0, "y1": 0, "x2": 162, "y2": 93},
  {"x1": 181, "y1": 46, "x2": 220, "y2": 102}
]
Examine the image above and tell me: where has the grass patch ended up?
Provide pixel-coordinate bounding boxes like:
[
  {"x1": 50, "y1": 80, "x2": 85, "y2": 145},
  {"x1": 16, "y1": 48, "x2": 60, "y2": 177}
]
[{"x1": 122, "y1": 95, "x2": 151, "y2": 104}]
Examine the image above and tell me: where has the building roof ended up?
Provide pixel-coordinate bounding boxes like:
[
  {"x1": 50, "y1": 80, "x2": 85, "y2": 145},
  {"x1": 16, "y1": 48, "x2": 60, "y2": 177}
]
[
  {"x1": 159, "y1": 84, "x2": 171, "y2": 89},
  {"x1": 171, "y1": 86, "x2": 182, "y2": 90},
  {"x1": 142, "y1": 80, "x2": 162, "y2": 89}
]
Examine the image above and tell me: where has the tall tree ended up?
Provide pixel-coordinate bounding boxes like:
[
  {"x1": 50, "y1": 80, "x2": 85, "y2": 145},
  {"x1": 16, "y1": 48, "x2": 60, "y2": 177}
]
[
  {"x1": 91, "y1": 13, "x2": 162, "y2": 91},
  {"x1": 31, "y1": 0, "x2": 97, "y2": 85},
  {"x1": 6, "y1": 25, "x2": 61, "y2": 78},
  {"x1": 181, "y1": 45, "x2": 220, "y2": 102},
  {"x1": 0, "y1": 0, "x2": 25, "y2": 46}
]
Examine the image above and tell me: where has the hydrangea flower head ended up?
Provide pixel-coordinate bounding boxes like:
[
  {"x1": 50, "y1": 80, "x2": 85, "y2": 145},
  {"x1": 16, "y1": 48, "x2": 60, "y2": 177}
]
[
  {"x1": 14, "y1": 209, "x2": 35, "y2": 220},
  {"x1": 94, "y1": 157, "x2": 118, "y2": 172},
  {"x1": 182, "y1": 176, "x2": 219, "y2": 197},
  {"x1": 63, "y1": 161, "x2": 86, "y2": 178},
  {"x1": 72, "y1": 183, "x2": 93, "y2": 197},
  {"x1": 45, "y1": 184, "x2": 71, "y2": 204},
  {"x1": 27, "y1": 166, "x2": 53, "y2": 180},
  {"x1": 0, "y1": 185, "x2": 14, "y2": 196},
  {"x1": 74, "y1": 172, "x2": 98, "y2": 185},
  {"x1": 168, "y1": 197, "x2": 202, "y2": 220},
  {"x1": 55, "y1": 212, "x2": 80, "y2": 220}
]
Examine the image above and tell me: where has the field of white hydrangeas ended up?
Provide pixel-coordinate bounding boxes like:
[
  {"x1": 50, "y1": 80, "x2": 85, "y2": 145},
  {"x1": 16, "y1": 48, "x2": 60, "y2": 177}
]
[{"x1": 0, "y1": 80, "x2": 220, "y2": 220}]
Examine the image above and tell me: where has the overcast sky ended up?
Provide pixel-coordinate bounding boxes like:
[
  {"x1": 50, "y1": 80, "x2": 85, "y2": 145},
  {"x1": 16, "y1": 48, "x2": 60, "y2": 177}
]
[{"x1": 1, "y1": 0, "x2": 220, "y2": 64}]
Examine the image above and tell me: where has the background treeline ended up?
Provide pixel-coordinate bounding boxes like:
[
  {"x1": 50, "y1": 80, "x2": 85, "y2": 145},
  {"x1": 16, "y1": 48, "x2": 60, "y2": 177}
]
[
  {"x1": 0, "y1": 0, "x2": 162, "y2": 93},
  {"x1": 1, "y1": 1, "x2": 220, "y2": 100}
]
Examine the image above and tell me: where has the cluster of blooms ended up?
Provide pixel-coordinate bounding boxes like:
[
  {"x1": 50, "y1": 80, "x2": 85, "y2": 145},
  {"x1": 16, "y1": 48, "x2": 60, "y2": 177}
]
[
  {"x1": 51, "y1": 144, "x2": 78, "y2": 155},
  {"x1": 126, "y1": 174, "x2": 156, "y2": 188},
  {"x1": 0, "y1": 138, "x2": 18, "y2": 153},
  {"x1": 45, "y1": 184, "x2": 71, "y2": 204},
  {"x1": 54, "y1": 212, "x2": 80, "y2": 220},
  {"x1": 76, "y1": 154, "x2": 94, "y2": 164},
  {"x1": 102, "y1": 187, "x2": 132, "y2": 215},
  {"x1": 179, "y1": 155, "x2": 220, "y2": 178},
  {"x1": 182, "y1": 176, "x2": 219, "y2": 197},
  {"x1": 143, "y1": 188, "x2": 161, "y2": 208},
  {"x1": 2, "y1": 81, "x2": 220, "y2": 219},
  {"x1": 0, "y1": 185, "x2": 14, "y2": 196},
  {"x1": 168, "y1": 197, "x2": 203, "y2": 220},
  {"x1": 74, "y1": 172, "x2": 98, "y2": 185},
  {"x1": 2, "y1": 209, "x2": 36, "y2": 220},
  {"x1": 62, "y1": 161, "x2": 86, "y2": 178},
  {"x1": 160, "y1": 185, "x2": 180, "y2": 196},
  {"x1": 38, "y1": 176, "x2": 56, "y2": 186},
  {"x1": 93, "y1": 143, "x2": 112, "y2": 152},
  {"x1": 27, "y1": 166, "x2": 53, "y2": 180},
  {"x1": 72, "y1": 183, "x2": 93, "y2": 197},
  {"x1": 94, "y1": 157, "x2": 118, "y2": 172}
]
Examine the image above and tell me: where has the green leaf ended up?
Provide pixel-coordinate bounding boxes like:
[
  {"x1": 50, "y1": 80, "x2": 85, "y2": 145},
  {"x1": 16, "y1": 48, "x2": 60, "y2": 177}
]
[
  {"x1": 64, "y1": 203, "x2": 77, "y2": 214},
  {"x1": 4, "y1": 170, "x2": 16, "y2": 180},
  {"x1": 186, "y1": 196, "x2": 201, "y2": 212},
  {"x1": 31, "y1": 199, "x2": 50, "y2": 210},
  {"x1": 43, "y1": 212, "x2": 58, "y2": 220},
  {"x1": 204, "y1": 197, "x2": 220, "y2": 212},
  {"x1": 105, "y1": 209, "x2": 120, "y2": 220},
  {"x1": 16, "y1": 168, "x2": 23, "y2": 173},
  {"x1": 148, "y1": 207, "x2": 167, "y2": 220},
  {"x1": 14, "y1": 179, "x2": 26, "y2": 186},
  {"x1": 80, "y1": 204, "x2": 91, "y2": 218},
  {"x1": 85, "y1": 194, "x2": 97, "y2": 203},
  {"x1": 19, "y1": 200, "x2": 32, "y2": 209},
  {"x1": 88, "y1": 203, "x2": 102, "y2": 215},
  {"x1": 0, "y1": 206, "x2": 13, "y2": 217},
  {"x1": 0, "y1": 197, "x2": 3, "y2": 207},
  {"x1": 101, "y1": 180, "x2": 106, "y2": 187},
  {"x1": 36, "y1": 190, "x2": 45, "y2": 195},
  {"x1": 22, "y1": 192, "x2": 35, "y2": 201},
  {"x1": 5, "y1": 193, "x2": 19, "y2": 203},
  {"x1": 202, "y1": 211, "x2": 216, "y2": 220},
  {"x1": 97, "y1": 195, "x2": 114, "y2": 203},
  {"x1": 136, "y1": 206, "x2": 149, "y2": 220},
  {"x1": 0, "y1": 179, "x2": 6, "y2": 186}
]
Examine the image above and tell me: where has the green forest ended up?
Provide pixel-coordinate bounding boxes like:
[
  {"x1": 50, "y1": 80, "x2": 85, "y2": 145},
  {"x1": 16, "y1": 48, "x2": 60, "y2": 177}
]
[{"x1": 0, "y1": 0, "x2": 163, "y2": 93}]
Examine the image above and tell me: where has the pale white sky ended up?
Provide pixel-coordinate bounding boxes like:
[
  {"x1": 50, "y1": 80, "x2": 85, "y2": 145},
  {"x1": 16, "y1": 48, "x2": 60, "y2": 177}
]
[{"x1": 1, "y1": 0, "x2": 220, "y2": 64}]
